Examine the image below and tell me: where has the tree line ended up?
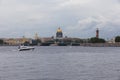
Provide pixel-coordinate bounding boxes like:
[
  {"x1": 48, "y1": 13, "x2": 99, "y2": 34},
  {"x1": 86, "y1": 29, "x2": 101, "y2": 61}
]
[{"x1": 0, "y1": 36, "x2": 120, "y2": 45}]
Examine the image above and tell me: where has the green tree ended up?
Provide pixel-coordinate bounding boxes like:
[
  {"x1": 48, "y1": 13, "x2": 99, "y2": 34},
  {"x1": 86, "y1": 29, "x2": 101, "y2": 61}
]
[
  {"x1": 115, "y1": 36, "x2": 120, "y2": 42},
  {"x1": 0, "y1": 39, "x2": 4, "y2": 44},
  {"x1": 89, "y1": 37, "x2": 106, "y2": 43}
]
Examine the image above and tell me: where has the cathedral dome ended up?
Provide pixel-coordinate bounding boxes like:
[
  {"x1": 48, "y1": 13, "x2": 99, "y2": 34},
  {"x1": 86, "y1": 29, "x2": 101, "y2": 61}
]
[
  {"x1": 56, "y1": 27, "x2": 63, "y2": 38},
  {"x1": 57, "y1": 28, "x2": 62, "y2": 33}
]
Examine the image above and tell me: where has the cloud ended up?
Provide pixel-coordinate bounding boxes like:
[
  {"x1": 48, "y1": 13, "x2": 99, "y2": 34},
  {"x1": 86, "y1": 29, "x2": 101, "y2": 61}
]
[
  {"x1": 0, "y1": 0, "x2": 120, "y2": 39},
  {"x1": 65, "y1": 15, "x2": 120, "y2": 39}
]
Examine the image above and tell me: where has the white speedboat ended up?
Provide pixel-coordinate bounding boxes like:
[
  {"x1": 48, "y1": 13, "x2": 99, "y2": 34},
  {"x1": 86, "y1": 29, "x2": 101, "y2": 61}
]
[{"x1": 18, "y1": 45, "x2": 35, "y2": 51}]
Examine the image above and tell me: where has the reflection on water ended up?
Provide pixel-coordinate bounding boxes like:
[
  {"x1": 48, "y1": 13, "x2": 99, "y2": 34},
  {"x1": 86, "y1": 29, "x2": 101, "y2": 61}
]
[
  {"x1": 0, "y1": 46, "x2": 120, "y2": 80},
  {"x1": 27, "y1": 79, "x2": 64, "y2": 80},
  {"x1": 27, "y1": 78, "x2": 64, "y2": 80}
]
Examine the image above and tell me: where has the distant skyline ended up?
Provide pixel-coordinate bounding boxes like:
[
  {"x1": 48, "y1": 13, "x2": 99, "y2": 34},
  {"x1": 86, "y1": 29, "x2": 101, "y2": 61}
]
[{"x1": 0, "y1": 0, "x2": 120, "y2": 39}]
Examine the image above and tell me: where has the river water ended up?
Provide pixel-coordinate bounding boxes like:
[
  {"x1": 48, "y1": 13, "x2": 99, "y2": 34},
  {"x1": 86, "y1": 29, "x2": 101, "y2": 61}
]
[{"x1": 0, "y1": 46, "x2": 120, "y2": 80}]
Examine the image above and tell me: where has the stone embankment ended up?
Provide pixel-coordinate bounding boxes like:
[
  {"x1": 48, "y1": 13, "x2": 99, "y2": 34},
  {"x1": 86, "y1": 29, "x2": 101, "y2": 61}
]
[{"x1": 80, "y1": 43, "x2": 120, "y2": 47}]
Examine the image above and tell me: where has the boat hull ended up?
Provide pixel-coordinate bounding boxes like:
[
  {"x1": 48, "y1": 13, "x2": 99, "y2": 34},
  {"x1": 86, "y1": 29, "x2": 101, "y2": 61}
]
[{"x1": 18, "y1": 46, "x2": 35, "y2": 51}]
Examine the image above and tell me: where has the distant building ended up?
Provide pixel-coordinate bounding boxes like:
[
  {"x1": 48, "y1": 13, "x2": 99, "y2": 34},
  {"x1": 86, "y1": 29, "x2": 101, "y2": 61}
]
[
  {"x1": 41, "y1": 37, "x2": 53, "y2": 43},
  {"x1": 56, "y1": 27, "x2": 63, "y2": 39},
  {"x1": 34, "y1": 33, "x2": 40, "y2": 40},
  {"x1": 4, "y1": 37, "x2": 31, "y2": 45},
  {"x1": 107, "y1": 38, "x2": 115, "y2": 43}
]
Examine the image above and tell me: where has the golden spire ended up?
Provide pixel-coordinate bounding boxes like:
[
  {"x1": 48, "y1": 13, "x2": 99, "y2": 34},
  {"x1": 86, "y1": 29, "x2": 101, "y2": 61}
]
[{"x1": 35, "y1": 33, "x2": 39, "y2": 40}]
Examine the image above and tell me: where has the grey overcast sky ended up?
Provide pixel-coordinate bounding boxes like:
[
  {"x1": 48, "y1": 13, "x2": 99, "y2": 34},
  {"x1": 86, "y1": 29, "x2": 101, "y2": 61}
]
[{"x1": 0, "y1": 0, "x2": 120, "y2": 39}]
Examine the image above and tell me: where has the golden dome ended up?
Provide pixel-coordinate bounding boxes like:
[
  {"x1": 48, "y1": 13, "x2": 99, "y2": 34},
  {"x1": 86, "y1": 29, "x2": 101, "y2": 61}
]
[{"x1": 57, "y1": 28, "x2": 62, "y2": 33}]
